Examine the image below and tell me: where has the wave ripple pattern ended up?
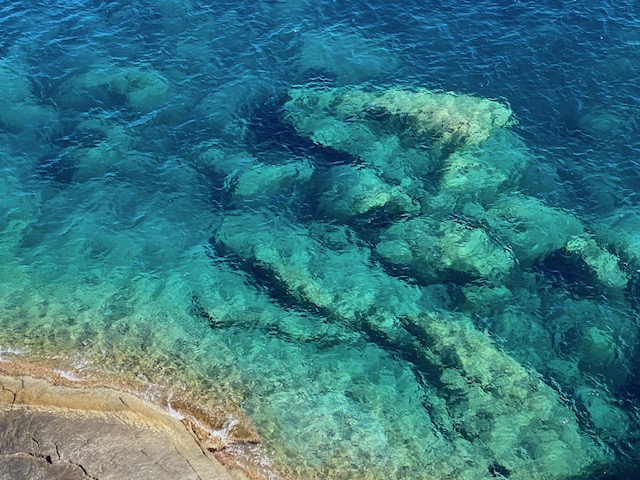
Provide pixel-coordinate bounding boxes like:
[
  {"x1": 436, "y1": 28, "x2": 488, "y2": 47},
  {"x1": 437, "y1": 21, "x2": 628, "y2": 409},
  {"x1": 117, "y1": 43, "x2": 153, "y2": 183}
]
[{"x1": 1, "y1": 1, "x2": 640, "y2": 479}]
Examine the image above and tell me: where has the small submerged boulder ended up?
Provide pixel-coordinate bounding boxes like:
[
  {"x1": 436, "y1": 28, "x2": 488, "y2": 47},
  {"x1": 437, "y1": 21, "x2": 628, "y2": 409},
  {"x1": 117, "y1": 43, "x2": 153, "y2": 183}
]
[
  {"x1": 483, "y1": 194, "x2": 584, "y2": 266},
  {"x1": 233, "y1": 159, "x2": 314, "y2": 205},
  {"x1": 65, "y1": 116, "x2": 137, "y2": 182},
  {"x1": 565, "y1": 235, "x2": 628, "y2": 289},
  {"x1": 577, "y1": 105, "x2": 634, "y2": 140},
  {"x1": 0, "y1": 59, "x2": 58, "y2": 135},
  {"x1": 61, "y1": 64, "x2": 170, "y2": 112},
  {"x1": 436, "y1": 129, "x2": 531, "y2": 207}
]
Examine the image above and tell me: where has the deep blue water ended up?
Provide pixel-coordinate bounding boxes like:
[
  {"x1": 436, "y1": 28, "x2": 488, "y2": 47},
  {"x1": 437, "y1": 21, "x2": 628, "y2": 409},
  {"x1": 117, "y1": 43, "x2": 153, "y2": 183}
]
[{"x1": 2, "y1": 1, "x2": 640, "y2": 478}]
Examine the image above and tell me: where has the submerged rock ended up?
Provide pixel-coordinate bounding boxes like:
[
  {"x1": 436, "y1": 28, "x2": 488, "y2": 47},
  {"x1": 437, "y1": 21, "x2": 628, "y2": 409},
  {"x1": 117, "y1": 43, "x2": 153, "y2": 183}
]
[
  {"x1": 215, "y1": 211, "x2": 425, "y2": 321},
  {"x1": 367, "y1": 88, "x2": 514, "y2": 150},
  {"x1": 215, "y1": 207, "x2": 609, "y2": 478},
  {"x1": 66, "y1": 116, "x2": 137, "y2": 182},
  {"x1": 284, "y1": 86, "x2": 514, "y2": 161},
  {"x1": 577, "y1": 105, "x2": 634, "y2": 140},
  {"x1": 439, "y1": 219, "x2": 515, "y2": 280},
  {"x1": 405, "y1": 313, "x2": 611, "y2": 479},
  {"x1": 565, "y1": 234, "x2": 628, "y2": 288},
  {"x1": 0, "y1": 59, "x2": 58, "y2": 136},
  {"x1": 318, "y1": 165, "x2": 419, "y2": 221},
  {"x1": 483, "y1": 194, "x2": 585, "y2": 265},
  {"x1": 376, "y1": 216, "x2": 514, "y2": 282},
  {"x1": 299, "y1": 29, "x2": 400, "y2": 85},
  {"x1": 0, "y1": 177, "x2": 41, "y2": 261},
  {"x1": 436, "y1": 129, "x2": 531, "y2": 207},
  {"x1": 232, "y1": 159, "x2": 314, "y2": 206},
  {"x1": 275, "y1": 84, "x2": 639, "y2": 478},
  {"x1": 60, "y1": 64, "x2": 170, "y2": 112}
]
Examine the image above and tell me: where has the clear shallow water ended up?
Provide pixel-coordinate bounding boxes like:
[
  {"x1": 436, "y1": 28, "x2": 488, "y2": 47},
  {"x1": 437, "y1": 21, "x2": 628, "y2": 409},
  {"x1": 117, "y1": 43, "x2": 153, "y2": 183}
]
[{"x1": 1, "y1": 1, "x2": 640, "y2": 478}]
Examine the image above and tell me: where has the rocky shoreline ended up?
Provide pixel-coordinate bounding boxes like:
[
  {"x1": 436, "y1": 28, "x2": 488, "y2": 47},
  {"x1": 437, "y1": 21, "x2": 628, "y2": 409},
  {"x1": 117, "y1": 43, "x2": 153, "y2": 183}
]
[{"x1": 0, "y1": 359, "x2": 265, "y2": 480}]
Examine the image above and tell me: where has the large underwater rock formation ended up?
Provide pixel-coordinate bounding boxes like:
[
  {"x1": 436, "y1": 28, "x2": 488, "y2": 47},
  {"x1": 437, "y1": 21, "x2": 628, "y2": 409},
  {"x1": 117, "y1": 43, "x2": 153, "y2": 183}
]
[{"x1": 204, "y1": 84, "x2": 640, "y2": 478}]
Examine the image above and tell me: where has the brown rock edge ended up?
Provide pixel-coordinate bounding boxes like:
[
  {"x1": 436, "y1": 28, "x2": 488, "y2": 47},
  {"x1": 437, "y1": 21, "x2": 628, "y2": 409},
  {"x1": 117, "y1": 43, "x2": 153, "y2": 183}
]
[{"x1": 0, "y1": 359, "x2": 267, "y2": 480}]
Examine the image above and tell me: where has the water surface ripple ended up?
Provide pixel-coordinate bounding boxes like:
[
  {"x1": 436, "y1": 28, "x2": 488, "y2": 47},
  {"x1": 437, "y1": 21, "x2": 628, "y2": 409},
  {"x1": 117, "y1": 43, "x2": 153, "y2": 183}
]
[{"x1": 1, "y1": 1, "x2": 640, "y2": 479}]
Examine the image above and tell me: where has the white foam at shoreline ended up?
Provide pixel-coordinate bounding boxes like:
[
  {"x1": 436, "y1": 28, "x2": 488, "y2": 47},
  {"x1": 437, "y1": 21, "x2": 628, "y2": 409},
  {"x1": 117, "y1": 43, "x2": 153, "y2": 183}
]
[
  {"x1": 166, "y1": 401, "x2": 239, "y2": 446},
  {"x1": 165, "y1": 402, "x2": 186, "y2": 421},
  {"x1": 0, "y1": 346, "x2": 25, "y2": 362},
  {"x1": 209, "y1": 416, "x2": 240, "y2": 443},
  {"x1": 53, "y1": 368, "x2": 83, "y2": 381},
  {"x1": 0, "y1": 346, "x2": 25, "y2": 356}
]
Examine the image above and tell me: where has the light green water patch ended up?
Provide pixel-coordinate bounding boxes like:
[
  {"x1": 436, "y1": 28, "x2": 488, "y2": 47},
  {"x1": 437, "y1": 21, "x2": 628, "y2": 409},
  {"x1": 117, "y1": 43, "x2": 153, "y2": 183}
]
[
  {"x1": 1, "y1": 158, "x2": 615, "y2": 479},
  {"x1": 0, "y1": 165, "x2": 454, "y2": 478}
]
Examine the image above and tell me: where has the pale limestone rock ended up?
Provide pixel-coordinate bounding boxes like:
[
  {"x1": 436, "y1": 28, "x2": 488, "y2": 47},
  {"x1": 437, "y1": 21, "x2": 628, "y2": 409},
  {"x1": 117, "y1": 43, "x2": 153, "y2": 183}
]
[{"x1": 0, "y1": 375, "x2": 248, "y2": 480}]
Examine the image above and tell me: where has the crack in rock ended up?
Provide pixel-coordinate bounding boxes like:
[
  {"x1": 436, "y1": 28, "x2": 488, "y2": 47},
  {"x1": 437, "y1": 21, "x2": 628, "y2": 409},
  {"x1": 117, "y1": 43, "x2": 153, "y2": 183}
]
[
  {"x1": 170, "y1": 442, "x2": 205, "y2": 480},
  {"x1": 0, "y1": 384, "x2": 18, "y2": 407},
  {"x1": 0, "y1": 451, "x2": 101, "y2": 480}
]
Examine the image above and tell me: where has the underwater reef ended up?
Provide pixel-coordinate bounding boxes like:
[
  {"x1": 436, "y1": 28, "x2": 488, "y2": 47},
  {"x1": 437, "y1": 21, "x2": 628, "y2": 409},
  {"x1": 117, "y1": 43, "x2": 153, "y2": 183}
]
[{"x1": 209, "y1": 85, "x2": 640, "y2": 478}]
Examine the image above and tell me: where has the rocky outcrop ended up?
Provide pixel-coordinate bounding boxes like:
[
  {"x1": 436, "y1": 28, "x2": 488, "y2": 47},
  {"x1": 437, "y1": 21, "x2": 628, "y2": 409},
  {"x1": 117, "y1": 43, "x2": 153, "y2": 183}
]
[{"x1": 0, "y1": 374, "x2": 249, "y2": 480}]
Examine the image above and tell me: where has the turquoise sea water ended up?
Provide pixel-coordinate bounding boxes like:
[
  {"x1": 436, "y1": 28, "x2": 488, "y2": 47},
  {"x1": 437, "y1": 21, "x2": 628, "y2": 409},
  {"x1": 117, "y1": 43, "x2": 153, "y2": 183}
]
[{"x1": 2, "y1": 1, "x2": 640, "y2": 478}]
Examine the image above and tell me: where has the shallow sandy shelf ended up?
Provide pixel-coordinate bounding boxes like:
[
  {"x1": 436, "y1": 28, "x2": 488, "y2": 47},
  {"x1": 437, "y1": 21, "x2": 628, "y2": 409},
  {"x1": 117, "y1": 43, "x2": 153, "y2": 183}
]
[{"x1": 0, "y1": 368, "x2": 251, "y2": 480}]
